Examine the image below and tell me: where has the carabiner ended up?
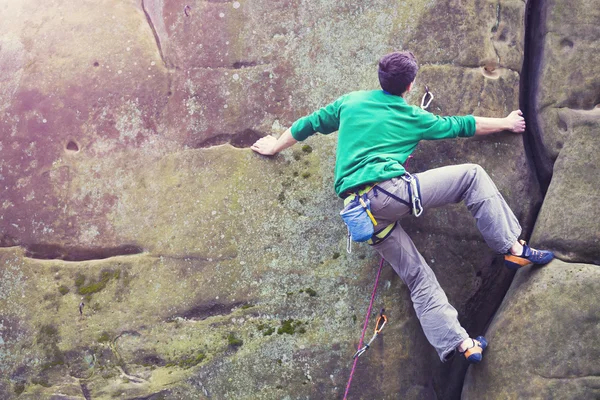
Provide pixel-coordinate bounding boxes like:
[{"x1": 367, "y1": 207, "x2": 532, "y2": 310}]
[
  {"x1": 412, "y1": 195, "x2": 423, "y2": 218},
  {"x1": 353, "y1": 345, "x2": 368, "y2": 359},
  {"x1": 420, "y1": 85, "x2": 434, "y2": 110},
  {"x1": 374, "y1": 312, "x2": 387, "y2": 334},
  {"x1": 352, "y1": 310, "x2": 388, "y2": 359}
]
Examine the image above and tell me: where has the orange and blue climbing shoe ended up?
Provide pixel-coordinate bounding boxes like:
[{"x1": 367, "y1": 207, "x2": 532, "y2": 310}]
[
  {"x1": 460, "y1": 336, "x2": 488, "y2": 364},
  {"x1": 504, "y1": 240, "x2": 554, "y2": 270}
]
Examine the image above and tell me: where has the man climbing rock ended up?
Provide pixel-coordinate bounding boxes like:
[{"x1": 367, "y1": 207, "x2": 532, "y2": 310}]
[{"x1": 251, "y1": 51, "x2": 554, "y2": 363}]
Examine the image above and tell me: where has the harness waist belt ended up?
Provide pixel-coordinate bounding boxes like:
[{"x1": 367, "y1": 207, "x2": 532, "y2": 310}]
[{"x1": 343, "y1": 182, "x2": 379, "y2": 203}]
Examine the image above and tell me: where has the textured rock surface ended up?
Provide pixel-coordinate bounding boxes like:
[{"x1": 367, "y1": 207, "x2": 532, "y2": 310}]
[
  {"x1": 461, "y1": 0, "x2": 600, "y2": 398},
  {"x1": 533, "y1": 109, "x2": 600, "y2": 264},
  {"x1": 529, "y1": 0, "x2": 600, "y2": 263},
  {"x1": 2, "y1": 0, "x2": 587, "y2": 399},
  {"x1": 462, "y1": 259, "x2": 600, "y2": 399}
]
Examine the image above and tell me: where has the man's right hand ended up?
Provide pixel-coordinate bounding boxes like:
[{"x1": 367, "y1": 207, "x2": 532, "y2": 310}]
[{"x1": 505, "y1": 110, "x2": 526, "y2": 133}]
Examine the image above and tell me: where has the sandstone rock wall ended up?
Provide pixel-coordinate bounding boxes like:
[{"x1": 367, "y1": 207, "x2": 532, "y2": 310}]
[
  {"x1": 462, "y1": 0, "x2": 600, "y2": 398},
  {"x1": 0, "y1": 0, "x2": 597, "y2": 399}
]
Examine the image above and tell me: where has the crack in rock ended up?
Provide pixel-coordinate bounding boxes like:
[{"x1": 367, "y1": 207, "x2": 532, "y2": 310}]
[
  {"x1": 491, "y1": 1, "x2": 502, "y2": 64},
  {"x1": 141, "y1": 0, "x2": 170, "y2": 69},
  {"x1": 190, "y1": 129, "x2": 264, "y2": 149},
  {"x1": 22, "y1": 244, "x2": 144, "y2": 261},
  {"x1": 80, "y1": 381, "x2": 92, "y2": 400},
  {"x1": 171, "y1": 300, "x2": 248, "y2": 321},
  {"x1": 231, "y1": 61, "x2": 269, "y2": 69},
  {"x1": 519, "y1": 0, "x2": 553, "y2": 192},
  {"x1": 535, "y1": 372, "x2": 600, "y2": 380}
]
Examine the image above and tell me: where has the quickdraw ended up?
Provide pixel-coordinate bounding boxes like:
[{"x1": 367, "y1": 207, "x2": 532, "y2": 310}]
[
  {"x1": 352, "y1": 309, "x2": 387, "y2": 359},
  {"x1": 401, "y1": 173, "x2": 423, "y2": 217}
]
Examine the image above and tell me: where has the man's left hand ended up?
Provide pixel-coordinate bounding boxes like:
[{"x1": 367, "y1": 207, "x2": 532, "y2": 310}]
[{"x1": 251, "y1": 135, "x2": 279, "y2": 156}]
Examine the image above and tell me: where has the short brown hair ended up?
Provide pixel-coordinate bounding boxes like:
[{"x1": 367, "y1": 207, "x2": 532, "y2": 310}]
[{"x1": 378, "y1": 51, "x2": 418, "y2": 96}]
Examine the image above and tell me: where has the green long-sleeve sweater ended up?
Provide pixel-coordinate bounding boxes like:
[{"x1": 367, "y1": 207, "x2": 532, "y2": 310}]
[{"x1": 290, "y1": 90, "x2": 476, "y2": 197}]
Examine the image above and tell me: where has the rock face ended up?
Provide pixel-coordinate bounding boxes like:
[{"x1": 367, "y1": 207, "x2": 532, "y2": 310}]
[
  {"x1": 462, "y1": 260, "x2": 600, "y2": 399},
  {"x1": 463, "y1": 0, "x2": 600, "y2": 398},
  {"x1": 526, "y1": 0, "x2": 600, "y2": 264},
  {"x1": 0, "y1": 0, "x2": 595, "y2": 399}
]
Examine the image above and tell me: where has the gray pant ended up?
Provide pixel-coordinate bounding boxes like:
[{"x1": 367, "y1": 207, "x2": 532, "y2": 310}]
[{"x1": 365, "y1": 164, "x2": 521, "y2": 361}]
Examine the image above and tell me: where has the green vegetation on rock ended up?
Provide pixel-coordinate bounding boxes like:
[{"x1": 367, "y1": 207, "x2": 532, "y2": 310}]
[
  {"x1": 37, "y1": 324, "x2": 65, "y2": 370},
  {"x1": 257, "y1": 323, "x2": 275, "y2": 336},
  {"x1": 263, "y1": 327, "x2": 275, "y2": 336},
  {"x1": 227, "y1": 333, "x2": 243, "y2": 347},
  {"x1": 166, "y1": 351, "x2": 206, "y2": 369},
  {"x1": 74, "y1": 273, "x2": 86, "y2": 288},
  {"x1": 77, "y1": 269, "x2": 120, "y2": 296},
  {"x1": 58, "y1": 285, "x2": 70, "y2": 295},
  {"x1": 277, "y1": 319, "x2": 306, "y2": 335},
  {"x1": 97, "y1": 331, "x2": 112, "y2": 343}
]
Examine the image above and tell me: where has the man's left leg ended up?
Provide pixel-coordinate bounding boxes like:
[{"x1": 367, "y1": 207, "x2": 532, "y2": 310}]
[{"x1": 415, "y1": 163, "x2": 553, "y2": 268}]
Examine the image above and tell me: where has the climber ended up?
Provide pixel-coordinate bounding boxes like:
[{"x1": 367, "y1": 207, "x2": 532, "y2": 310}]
[{"x1": 251, "y1": 51, "x2": 554, "y2": 363}]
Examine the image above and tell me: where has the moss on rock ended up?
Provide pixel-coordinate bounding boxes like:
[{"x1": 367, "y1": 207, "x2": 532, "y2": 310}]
[
  {"x1": 58, "y1": 285, "x2": 70, "y2": 295},
  {"x1": 77, "y1": 269, "x2": 119, "y2": 295},
  {"x1": 227, "y1": 333, "x2": 243, "y2": 348},
  {"x1": 277, "y1": 319, "x2": 305, "y2": 335},
  {"x1": 166, "y1": 351, "x2": 206, "y2": 369}
]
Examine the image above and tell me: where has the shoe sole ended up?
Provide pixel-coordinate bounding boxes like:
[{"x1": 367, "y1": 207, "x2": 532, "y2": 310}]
[{"x1": 504, "y1": 255, "x2": 533, "y2": 270}]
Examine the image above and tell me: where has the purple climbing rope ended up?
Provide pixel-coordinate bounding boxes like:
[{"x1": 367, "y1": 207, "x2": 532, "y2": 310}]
[{"x1": 343, "y1": 257, "x2": 386, "y2": 400}]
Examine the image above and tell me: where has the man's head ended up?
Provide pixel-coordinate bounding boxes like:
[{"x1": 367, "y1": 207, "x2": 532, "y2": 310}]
[{"x1": 378, "y1": 51, "x2": 418, "y2": 96}]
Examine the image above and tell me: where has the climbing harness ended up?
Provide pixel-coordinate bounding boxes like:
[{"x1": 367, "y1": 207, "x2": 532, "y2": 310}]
[
  {"x1": 420, "y1": 85, "x2": 434, "y2": 110},
  {"x1": 352, "y1": 309, "x2": 387, "y2": 359},
  {"x1": 343, "y1": 257, "x2": 386, "y2": 400},
  {"x1": 342, "y1": 172, "x2": 423, "y2": 253}
]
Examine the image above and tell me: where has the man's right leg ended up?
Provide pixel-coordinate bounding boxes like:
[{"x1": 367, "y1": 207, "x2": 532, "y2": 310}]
[{"x1": 372, "y1": 222, "x2": 469, "y2": 362}]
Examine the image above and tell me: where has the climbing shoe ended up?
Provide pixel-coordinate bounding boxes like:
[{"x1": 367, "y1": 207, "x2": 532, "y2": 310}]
[
  {"x1": 460, "y1": 336, "x2": 488, "y2": 364},
  {"x1": 504, "y1": 240, "x2": 554, "y2": 270}
]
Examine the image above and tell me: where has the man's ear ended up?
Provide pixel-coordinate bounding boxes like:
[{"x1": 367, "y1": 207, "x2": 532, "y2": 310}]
[{"x1": 405, "y1": 81, "x2": 414, "y2": 93}]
